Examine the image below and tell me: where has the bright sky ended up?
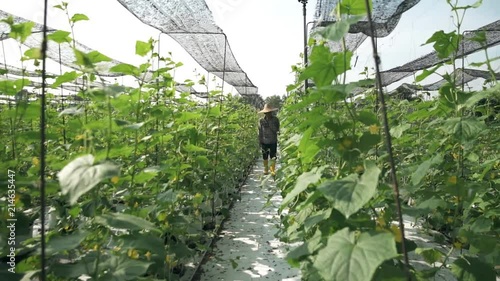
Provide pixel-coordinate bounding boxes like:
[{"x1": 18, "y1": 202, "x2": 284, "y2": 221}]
[{"x1": 0, "y1": 0, "x2": 499, "y2": 98}]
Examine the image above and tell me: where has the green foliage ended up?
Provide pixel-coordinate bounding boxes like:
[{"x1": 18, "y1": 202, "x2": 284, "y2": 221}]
[
  {"x1": 0, "y1": 8, "x2": 260, "y2": 280},
  {"x1": 279, "y1": 1, "x2": 498, "y2": 280}
]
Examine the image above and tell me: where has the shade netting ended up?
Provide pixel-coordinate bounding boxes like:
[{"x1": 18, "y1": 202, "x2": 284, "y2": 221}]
[{"x1": 116, "y1": 0, "x2": 258, "y2": 95}]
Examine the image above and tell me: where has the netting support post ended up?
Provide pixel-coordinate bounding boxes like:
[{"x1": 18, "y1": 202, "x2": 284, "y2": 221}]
[{"x1": 298, "y1": 0, "x2": 308, "y2": 92}]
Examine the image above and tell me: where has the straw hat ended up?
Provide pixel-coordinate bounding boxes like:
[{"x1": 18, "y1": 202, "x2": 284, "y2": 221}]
[{"x1": 259, "y1": 104, "x2": 277, "y2": 113}]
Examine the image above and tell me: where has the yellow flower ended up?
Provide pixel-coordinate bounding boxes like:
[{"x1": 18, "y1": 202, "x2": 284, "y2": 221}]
[
  {"x1": 369, "y1": 125, "x2": 380, "y2": 134},
  {"x1": 453, "y1": 241, "x2": 462, "y2": 249},
  {"x1": 145, "y1": 251, "x2": 152, "y2": 261},
  {"x1": 390, "y1": 224, "x2": 402, "y2": 243},
  {"x1": 111, "y1": 176, "x2": 119, "y2": 184},
  {"x1": 128, "y1": 249, "x2": 139, "y2": 259},
  {"x1": 355, "y1": 165, "x2": 364, "y2": 173},
  {"x1": 448, "y1": 176, "x2": 457, "y2": 185},
  {"x1": 342, "y1": 138, "x2": 353, "y2": 148},
  {"x1": 32, "y1": 157, "x2": 40, "y2": 166},
  {"x1": 376, "y1": 216, "x2": 386, "y2": 227}
]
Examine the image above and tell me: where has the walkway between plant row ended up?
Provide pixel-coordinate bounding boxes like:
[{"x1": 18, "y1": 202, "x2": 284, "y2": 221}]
[{"x1": 196, "y1": 161, "x2": 301, "y2": 281}]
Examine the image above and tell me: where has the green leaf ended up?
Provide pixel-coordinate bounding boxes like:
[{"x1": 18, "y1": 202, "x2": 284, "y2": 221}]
[
  {"x1": 87, "y1": 50, "x2": 112, "y2": 64},
  {"x1": 136, "y1": 40, "x2": 152, "y2": 57},
  {"x1": 110, "y1": 63, "x2": 140, "y2": 77},
  {"x1": 462, "y1": 83, "x2": 500, "y2": 109},
  {"x1": 9, "y1": 21, "x2": 35, "y2": 43},
  {"x1": 451, "y1": 256, "x2": 496, "y2": 281},
  {"x1": 359, "y1": 132, "x2": 380, "y2": 152},
  {"x1": 286, "y1": 229, "x2": 323, "y2": 261},
  {"x1": 95, "y1": 213, "x2": 161, "y2": 233},
  {"x1": 52, "y1": 71, "x2": 79, "y2": 88},
  {"x1": 298, "y1": 127, "x2": 321, "y2": 164},
  {"x1": 57, "y1": 155, "x2": 120, "y2": 205},
  {"x1": 313, "y1": 228, "x2": 398, "y2": 281},
  {"x1": 415, "y1": 248, "x2": 443, "y2": 264},
  {"x1": 70, "y1": 13, "x2": 89, "y2": 23},
  {"x1": 424, "y1": 30, "x2": 460, "y2": 59},
  {"x1": 357, "y1": 110, "x2": 379, "y2": 125},
  {"x1": 452, "y1": 0, "x2": 483, "y2": 10},
  {"x1": 281, "y1": 166, "x2": 325, "y2": 207},
  {"x1": 339, "y1": 0, "x2": 372, "y2": 15},
  {"x1": 469, "y1": 217, "x2": 492, "y2": 233},
  {"x1": 112, "y1": 259, "x2": 153, "y2": 281},
  {"x1": 411, "y1": 153, "x2": 443, "y2": 185},
  {"x1": 118, "y1": 234, "x2": 165, "y2": 255},
  {"x1": 45, "y1": 230, "x2": 89, "y2": 255},
  {"x1": 317, "y1": 160, "x2": 380, "y2": 218},
  {"x1": 23, "y1": 47, "x2": 42, "y2": 60},
  {"x1": 300, "y1": 45, "x2": 352, "y2": 87},
  {"x1": 73, "y1": 48, "x2": 93, "y2": 68},
  {"x1": 317, "y1": 20, "x2": 350, "y2": 42},
  {"x1": 47, "y1": 30, "x2": 72, "y2": 44},
  {"x1": 441, "y1": 117, "x2": 487, "y2": 141},
  {"x1": 184, "y1": 143, "x2": 208, "y2": 153},
  {"x1": 416, "y1": 64, "x2": 442, "y2": 82}
]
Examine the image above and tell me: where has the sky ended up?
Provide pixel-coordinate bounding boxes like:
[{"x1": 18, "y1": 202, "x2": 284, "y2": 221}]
[{"x1": 0, "y1": 0, "x2": 499, "y2": 98}]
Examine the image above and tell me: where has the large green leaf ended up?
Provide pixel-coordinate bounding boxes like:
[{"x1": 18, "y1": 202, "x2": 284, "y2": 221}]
[
  {"x1": 313, "y1": 228, "x2": 397, "y2": 281},
  {"x1": 281, "y1": 166, "x2": 326, "y2": 207},
  {"x1": 58, "y1": 155, "x2": 120, "y2": 205},
  {"x1": 299, "y1": 45, "x2": 352, "y2": 87},
  {"x1": 51, "y1": 71, "x2": 79, "y2": 88},
  {"x1": 45, "y1": 230, "x2": 89, "y2": 256},
  {"x1": 411, "y1": 153, "x2": 443, "y2": 185},
  {"x1": 47, "y1": 30, "x2": 72, "y2": 44},
  {"x1": 357, "y1": 110, "x2": 379, "y2": 126},
  {"x1": 95, "y1": 213, "x2": 161, "y2": 233},
  {"x1": 317, "y1": 20, "x2": 350, "y2": 42},
  {"x1": 298, "y1": 127, "x2": 321, "y2": 164},
  {"x1": 112, "y1": 259, "x2": 153, "y2": 281},
  {"x1": 339, "y1": 0, "x2": 372, "y2": 15},
  {"x1": 110, "y1": 63, "x2": 140, "y2": 77},
  {"x1": 136, "y1": 40, "x2": 152, "y2": 57},
  {"x1": 441, "y1": 117, "x2": 487, "y2": 141},
  {"x1": 286, "y1": 229, "x2": 323, "y2": 261},
  {"x1": 318, "y1": 161, "x2": 380, "y2": 218},
  {"x1": 415, "y1": 248, "x2": 443, "y2": 264},
  {"x1": 451, "y1": 256, "x2": 496, "y2": 281},
  {"x1": 425, "y1": 30, "x2": 460, "y2": 59}
]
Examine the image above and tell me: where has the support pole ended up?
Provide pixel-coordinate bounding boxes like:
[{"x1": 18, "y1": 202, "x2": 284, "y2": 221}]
[{"x1": 298, "y1": 0, "x2": 308, "y2": 92}]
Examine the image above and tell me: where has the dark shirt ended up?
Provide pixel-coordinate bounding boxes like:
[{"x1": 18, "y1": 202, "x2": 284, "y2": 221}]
[{"x1": 259, "y1": 115, "x2": 280, "y2": 144}]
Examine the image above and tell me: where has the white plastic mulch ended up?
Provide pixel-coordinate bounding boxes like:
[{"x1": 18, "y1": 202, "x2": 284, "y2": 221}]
[{"x1": 197, "y1": 161, "x2": 301, "y2": 281}]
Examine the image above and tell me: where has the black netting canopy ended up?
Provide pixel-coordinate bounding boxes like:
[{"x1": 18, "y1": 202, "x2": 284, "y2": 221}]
[
  {"x1": 0, "y1": 10, "x2": 124, "y2": 77},
  {"x1": 312, "y1": 0, "x2": 422, "y2": 51},
  {"x1": 116, "y1": 0, "x2": 258, "y2": 96},
  {"x1": 386, "y1": 68, "x2": 500, "y2": 100},
  {"x1": 380, "y1": 20, "x2": 500, "y2": 87}
]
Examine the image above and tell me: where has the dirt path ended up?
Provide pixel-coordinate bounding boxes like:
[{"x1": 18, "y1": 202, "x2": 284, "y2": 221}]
[{"x1": 196, "y1": 161, "x2": 301, "y2": 281}]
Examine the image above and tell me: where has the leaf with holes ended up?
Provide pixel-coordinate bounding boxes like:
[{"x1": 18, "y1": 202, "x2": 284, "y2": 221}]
[
  {"x1": 313, "y1": 228, "x2": 397, "y2": 281},
  {"x1": 58, "y1": 155, "x2": 120, "y2": 205}
]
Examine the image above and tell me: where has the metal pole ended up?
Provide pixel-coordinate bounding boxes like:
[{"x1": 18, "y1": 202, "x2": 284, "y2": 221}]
[{"x1": 298, "y1": 0, "x2": 308, "y2": 92}]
